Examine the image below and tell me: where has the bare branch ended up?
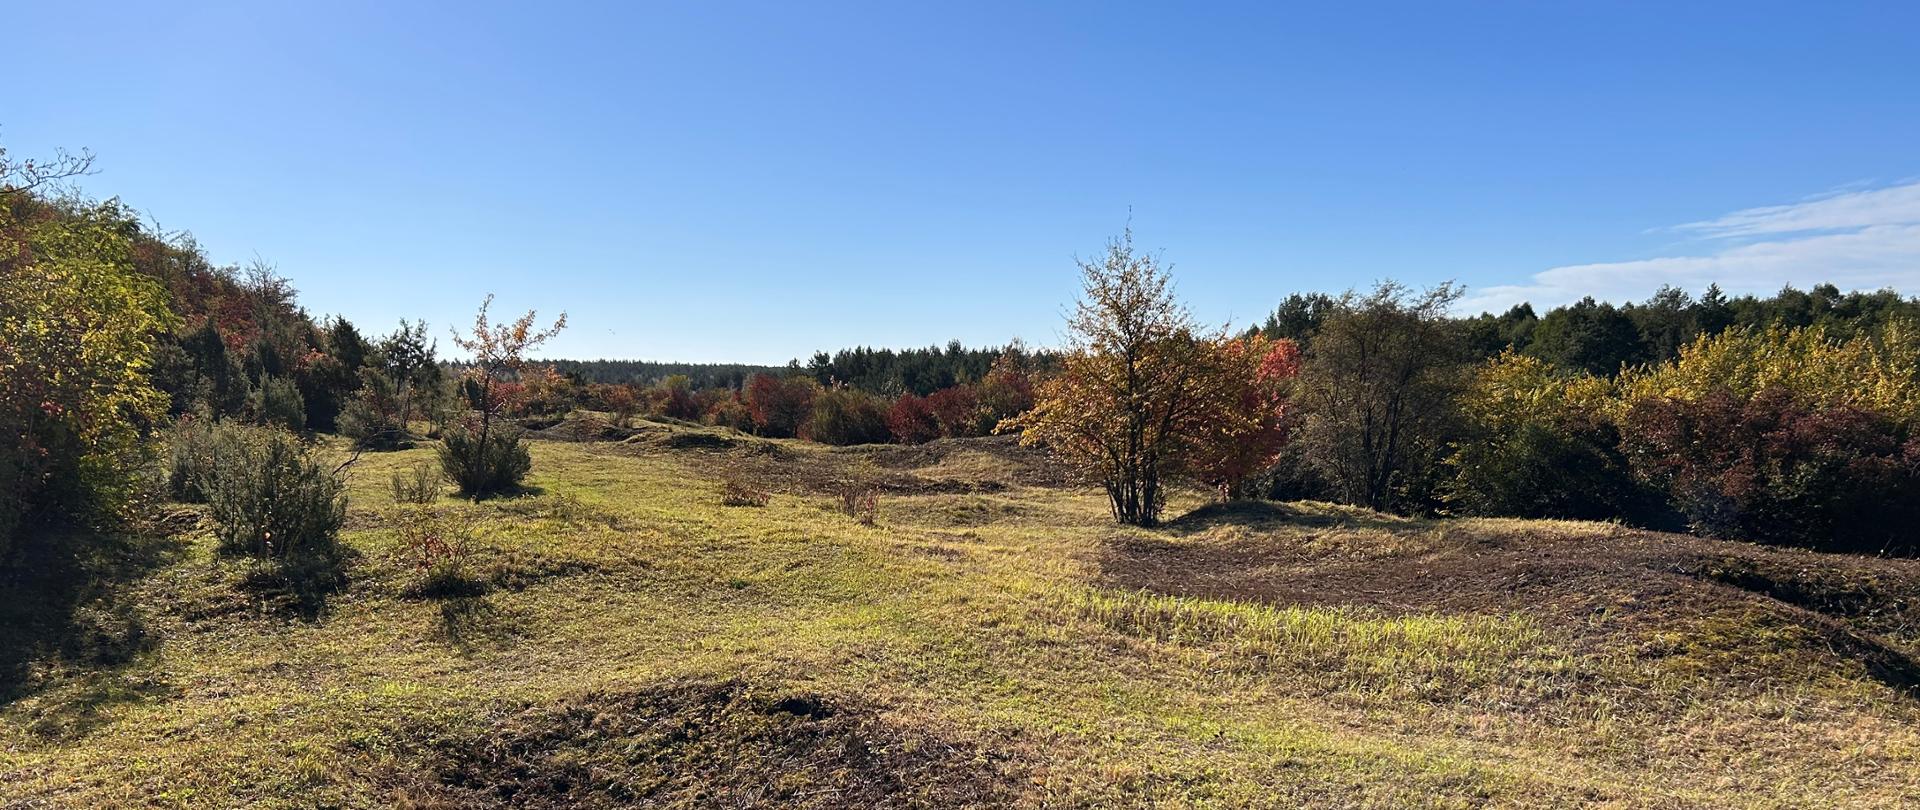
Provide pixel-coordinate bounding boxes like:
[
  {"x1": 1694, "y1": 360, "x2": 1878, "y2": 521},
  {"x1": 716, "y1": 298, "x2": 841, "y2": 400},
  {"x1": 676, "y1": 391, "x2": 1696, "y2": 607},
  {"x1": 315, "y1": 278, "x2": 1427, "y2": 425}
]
[{"x1": 0, "y1": 144, "x2": 98, "y2": 197}]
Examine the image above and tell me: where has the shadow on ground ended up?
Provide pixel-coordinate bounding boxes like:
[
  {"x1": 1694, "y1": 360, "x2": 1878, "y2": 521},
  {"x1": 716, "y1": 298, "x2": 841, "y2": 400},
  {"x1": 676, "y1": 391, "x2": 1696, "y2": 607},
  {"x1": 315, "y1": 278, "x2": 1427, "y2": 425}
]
[{"x1": 0, "y1": 525, "x2": 188, "y2": 737}]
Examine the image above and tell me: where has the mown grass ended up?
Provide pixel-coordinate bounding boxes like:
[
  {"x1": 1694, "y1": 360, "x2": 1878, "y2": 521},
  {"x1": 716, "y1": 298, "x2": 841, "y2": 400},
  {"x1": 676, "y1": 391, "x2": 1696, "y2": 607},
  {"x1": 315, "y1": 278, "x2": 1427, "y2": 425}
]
[{"x1": 2, "y1": 436, "x2": 1918, "y2": 807}]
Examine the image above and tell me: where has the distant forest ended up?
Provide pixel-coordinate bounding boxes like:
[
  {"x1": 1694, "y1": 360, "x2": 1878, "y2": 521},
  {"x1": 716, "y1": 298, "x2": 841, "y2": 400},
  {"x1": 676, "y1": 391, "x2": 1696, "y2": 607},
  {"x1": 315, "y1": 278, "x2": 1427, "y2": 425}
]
[
  {"x1": 541, "y1": 284, "x2": 1918, "y2": 397},
  {"x1": 537, "y1": 341, "x2": 1060, "y2": 396},
  {"x1": 534, "y1": 360, "x2": 783, "y2": 389}
]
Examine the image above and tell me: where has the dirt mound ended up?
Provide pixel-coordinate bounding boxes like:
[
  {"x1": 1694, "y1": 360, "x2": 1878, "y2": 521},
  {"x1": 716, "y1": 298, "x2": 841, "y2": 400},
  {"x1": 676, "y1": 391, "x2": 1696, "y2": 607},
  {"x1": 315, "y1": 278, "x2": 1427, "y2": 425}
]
[
  {"x1": 622, "y1": 434, "x2": 1071, "y2": 505},
  {"x1": 612, "y1": 419, "x2": 784, "y2": 455},
  {"x1": 1101, "y1": 509, "x2": 1920, "y2": 695},
  {"x1": 405, "y1": 679, "x2": 1027, "y2": 809},
  {"x1": 525, "y1": 414, "x2": 643, "y2": 443}
]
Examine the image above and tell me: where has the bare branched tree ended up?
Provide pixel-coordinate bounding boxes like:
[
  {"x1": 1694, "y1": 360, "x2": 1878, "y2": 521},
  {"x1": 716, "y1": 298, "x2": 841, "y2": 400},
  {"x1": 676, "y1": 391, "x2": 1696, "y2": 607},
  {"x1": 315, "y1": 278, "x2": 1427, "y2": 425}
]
[{"x1": 0, "y1": 142, "x2": 97, "y2": 197}]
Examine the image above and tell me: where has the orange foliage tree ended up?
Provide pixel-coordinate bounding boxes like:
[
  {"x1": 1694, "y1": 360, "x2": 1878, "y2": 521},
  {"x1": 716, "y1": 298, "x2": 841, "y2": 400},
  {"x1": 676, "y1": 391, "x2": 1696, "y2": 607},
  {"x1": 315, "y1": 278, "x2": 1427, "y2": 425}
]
[{"x1": 1005, "y1": 230, "x2": 1209, "y2": 526}]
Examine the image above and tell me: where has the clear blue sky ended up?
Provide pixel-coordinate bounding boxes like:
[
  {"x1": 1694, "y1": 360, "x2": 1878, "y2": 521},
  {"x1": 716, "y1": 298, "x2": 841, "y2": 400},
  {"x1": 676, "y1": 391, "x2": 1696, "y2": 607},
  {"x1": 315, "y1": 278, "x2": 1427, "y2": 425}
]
[{"x1": 11, "y1": 2, "x2": 1920, "y2": 362}]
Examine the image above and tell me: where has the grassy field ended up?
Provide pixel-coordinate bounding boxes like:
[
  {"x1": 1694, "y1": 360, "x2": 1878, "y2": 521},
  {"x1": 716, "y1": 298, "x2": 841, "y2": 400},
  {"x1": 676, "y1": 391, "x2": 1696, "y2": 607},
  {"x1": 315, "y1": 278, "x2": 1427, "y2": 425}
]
[{"x1": 5, "y1": 419, "x2": 1920, "y2": 808}]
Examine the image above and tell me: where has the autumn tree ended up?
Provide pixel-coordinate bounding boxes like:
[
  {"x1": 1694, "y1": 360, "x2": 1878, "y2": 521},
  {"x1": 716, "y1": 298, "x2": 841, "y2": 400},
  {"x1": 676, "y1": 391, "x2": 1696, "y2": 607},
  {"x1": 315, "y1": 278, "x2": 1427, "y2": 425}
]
[
  {"x1": 1008, "y1": 229, "x2": 1208, "y2": 526},
  {"x1": 972, "y1": 349, "x2": 1036, "y2": 434},
  {"x1": 1, "y1": 191, "x2": 173, "y2": 553},
  {"x1": 1184, "y1": 335, "x2": 1303, "y2": 500},
  {"x1": 656, "y1": 374, "x2": 701, "y2": 420},
  {"x1": 599, "y1": 383, "x2": 641, "y2": 428},
  {"x1": 440, "y1": 295, "x2": 566, "y2": 497}
]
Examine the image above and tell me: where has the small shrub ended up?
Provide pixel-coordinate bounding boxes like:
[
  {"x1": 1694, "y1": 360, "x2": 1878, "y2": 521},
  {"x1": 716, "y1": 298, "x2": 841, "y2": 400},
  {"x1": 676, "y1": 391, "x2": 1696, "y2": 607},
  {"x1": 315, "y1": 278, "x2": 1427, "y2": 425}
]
[
  {"x1": 251, "y1": 375, "x2": 307, "y2": 432},
  {"x1": 164, "y1": 415, "x2": 224, "y2": 503},
  {"x1": 394, "y1": 507, "x2": 485, "y2": 598},
  {"x1": 438, "y1": 420, "x2": 533, "y2": 499},
  {"x1": 706, "y1": 395, "x2": 756, "y2": 433},
  {"x1": 721, "y1": 478, "x2": 771, "y2": 507},
  {"x1": 390, "y1": 461, "x2": 441, "y2": 504},
  {"x1": 839, "y1": 486, "x2": 878, "y2": 526},
  {"x1": 201, "y1": 425, "x2": 347, "y2": 562},
  {"x1": 340, "y1": 368, "x2": 412, "y2": 450}
]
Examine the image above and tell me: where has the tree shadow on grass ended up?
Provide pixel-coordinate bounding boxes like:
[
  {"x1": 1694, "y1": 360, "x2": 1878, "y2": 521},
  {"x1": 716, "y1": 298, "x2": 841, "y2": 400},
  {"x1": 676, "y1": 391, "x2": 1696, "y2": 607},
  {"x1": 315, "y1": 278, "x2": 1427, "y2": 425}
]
[
  {"x1": 436, "y1": 595, "x2": 526, "y2": 654},
  {"x1": 229, "y1": 547, "x2": 354, "y2": 622},
  {"x1": 0, "y1": 526, "x2": 188, "y2": 728}
]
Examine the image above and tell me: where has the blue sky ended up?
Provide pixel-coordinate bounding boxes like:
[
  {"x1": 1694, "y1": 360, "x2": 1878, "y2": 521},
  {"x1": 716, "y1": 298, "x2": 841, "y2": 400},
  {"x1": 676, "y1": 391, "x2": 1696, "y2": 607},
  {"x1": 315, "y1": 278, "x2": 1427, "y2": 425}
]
[{"x1": 10, "y1": 2, "x2": 1920, "y2": 362}]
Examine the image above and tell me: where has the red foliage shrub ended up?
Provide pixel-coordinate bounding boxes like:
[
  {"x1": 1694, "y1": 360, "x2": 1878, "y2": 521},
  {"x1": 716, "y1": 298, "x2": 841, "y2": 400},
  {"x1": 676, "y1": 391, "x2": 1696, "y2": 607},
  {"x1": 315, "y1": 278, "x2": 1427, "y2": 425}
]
[
  {"x1": 926, "y1": 385, "x2": 981, "y2": 438},
  {"x1": 705, "y1": 391, "x2": 756, "y2": 432},
  {"x1": 593, "y1": 384, "x2": 641, "y2": 426},
  {"x1": 661, "y1": 385, "x2": 701, "y2": 420},
  {"x1": 887, "y1": 393, "x2": 941, "y2": 444},
  {"x1": 694, "y1": 387, "x2": 730, "y2": 413},
  {"x1": 744, "y1": 374, "x2": 818, "y2": 438},
  {"x1": 1620, "y1": 386, "x2": 1920, "y2": 553},
  {"x1": 975, "y1": 356, "x2": 1035, "y2": 430}
]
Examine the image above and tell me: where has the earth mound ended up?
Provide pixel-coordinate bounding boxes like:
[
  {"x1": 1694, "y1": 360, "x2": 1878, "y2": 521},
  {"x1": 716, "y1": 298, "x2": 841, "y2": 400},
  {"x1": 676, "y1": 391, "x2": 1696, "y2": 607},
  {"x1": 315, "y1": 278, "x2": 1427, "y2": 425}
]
[{"x1": 402, "y1": 678, "x2": 1029, "y2": 809}]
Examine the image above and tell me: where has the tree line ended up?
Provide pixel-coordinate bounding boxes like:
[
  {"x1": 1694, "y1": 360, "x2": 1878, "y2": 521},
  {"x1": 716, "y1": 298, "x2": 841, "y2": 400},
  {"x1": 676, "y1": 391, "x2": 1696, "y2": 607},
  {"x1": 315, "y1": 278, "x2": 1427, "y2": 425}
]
[{"x1": 1028, "y1": 233, "x2": 1920, "y2": 555}]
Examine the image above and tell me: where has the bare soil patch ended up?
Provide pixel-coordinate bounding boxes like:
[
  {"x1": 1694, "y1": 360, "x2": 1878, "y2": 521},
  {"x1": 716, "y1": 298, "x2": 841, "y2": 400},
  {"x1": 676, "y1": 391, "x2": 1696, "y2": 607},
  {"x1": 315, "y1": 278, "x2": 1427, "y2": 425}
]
[
  {"x1": 1103, "y1": 505, "x2": 1920, "y2": 695},
  {"x1": 399, "y1": 678, "x2": 1029, "y2": 809}
]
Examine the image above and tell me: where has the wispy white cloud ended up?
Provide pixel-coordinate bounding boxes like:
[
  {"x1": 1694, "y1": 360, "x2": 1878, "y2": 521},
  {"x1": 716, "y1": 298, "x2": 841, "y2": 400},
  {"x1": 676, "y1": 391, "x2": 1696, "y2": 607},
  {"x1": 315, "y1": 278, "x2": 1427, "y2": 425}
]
[{"x1": 1461, "y1": 180, "x2": 1920, "y2": 314}]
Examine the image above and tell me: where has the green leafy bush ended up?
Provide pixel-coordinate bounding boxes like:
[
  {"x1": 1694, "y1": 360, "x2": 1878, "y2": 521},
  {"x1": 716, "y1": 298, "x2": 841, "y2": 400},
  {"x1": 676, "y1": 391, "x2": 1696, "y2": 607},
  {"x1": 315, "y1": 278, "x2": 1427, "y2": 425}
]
[
  {"x1": 251, "y1": 375, "x2": 307, "y2": 431},
  {"x1": 164, "y1": 415, "x2": 226, "y2": 503},
  {"x1": 201, "y1": 425, "x2": 346, "y2": 562},
  {"x1": 1, "y1": 195, "x2": 173, "y2": 558},
  {"x1": 1446, "y1": 353, "x2": 1667, "y2": 524},
  {"x1": 438, "y1": 421, "x2": 532, "y2": 498},
  {"x1": 339, "y1": 367, "x2": 411, "y2": 450}
]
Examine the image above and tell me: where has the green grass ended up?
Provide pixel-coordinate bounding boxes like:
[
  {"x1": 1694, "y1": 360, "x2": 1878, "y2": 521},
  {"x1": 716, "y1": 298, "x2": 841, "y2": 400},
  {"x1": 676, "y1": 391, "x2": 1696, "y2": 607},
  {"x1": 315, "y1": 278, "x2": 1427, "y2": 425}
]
[{"x1": 3, "y1": 437, "x2": 1918, "y2": 807}]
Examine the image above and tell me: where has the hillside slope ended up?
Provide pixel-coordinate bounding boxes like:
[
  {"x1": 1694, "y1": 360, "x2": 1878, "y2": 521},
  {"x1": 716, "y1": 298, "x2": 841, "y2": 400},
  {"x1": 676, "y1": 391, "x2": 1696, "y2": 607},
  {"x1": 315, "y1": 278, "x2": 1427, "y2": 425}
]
[{"x1": 3, "y1": 428, "x2": 1919, "y2": 807}]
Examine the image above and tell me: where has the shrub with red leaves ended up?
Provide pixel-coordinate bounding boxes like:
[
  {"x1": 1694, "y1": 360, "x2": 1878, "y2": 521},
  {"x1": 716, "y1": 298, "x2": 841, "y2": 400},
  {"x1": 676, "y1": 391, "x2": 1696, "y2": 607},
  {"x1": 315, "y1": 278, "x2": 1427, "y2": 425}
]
[
  {"x1": 1620, "y1": 386, "x2": 1920, "y2": 553},
  {"x1": 926, "y1": 385, "x2": 981, "y2": 438},
  {"x1": 744, "y1": 374, "x2": 819, "y2": 438},
  {"x1": 887, "y1": 393, "x2": 941, "y2": 444},
  {"x1": 1184, "y1": 336, "x2": 1304, "y2": 500}
]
